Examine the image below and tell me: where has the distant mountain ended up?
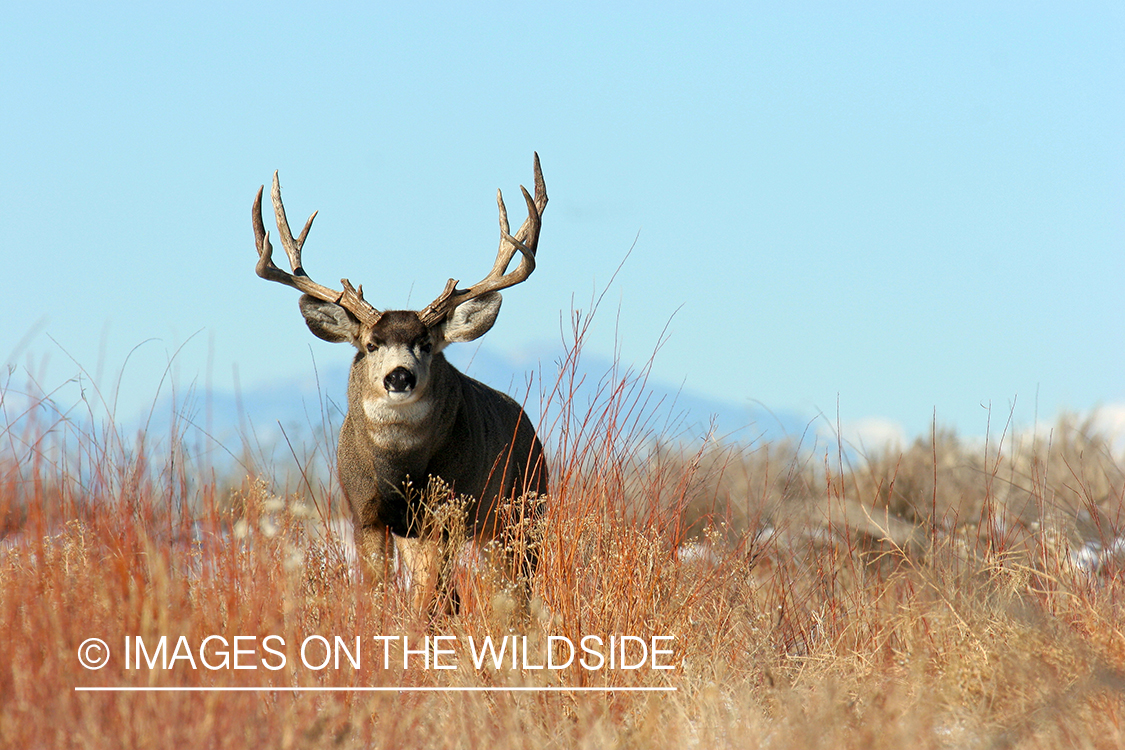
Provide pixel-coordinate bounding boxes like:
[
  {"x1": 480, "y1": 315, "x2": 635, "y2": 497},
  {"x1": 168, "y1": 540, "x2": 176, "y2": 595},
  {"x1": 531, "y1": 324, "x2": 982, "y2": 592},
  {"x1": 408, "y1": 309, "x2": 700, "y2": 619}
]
[
  {"x1": 137, "y1": 341, "x2": 811, "y2": 477},
  {"x1": 443, "y1": 343, "x2": 809, "y2": 444}
]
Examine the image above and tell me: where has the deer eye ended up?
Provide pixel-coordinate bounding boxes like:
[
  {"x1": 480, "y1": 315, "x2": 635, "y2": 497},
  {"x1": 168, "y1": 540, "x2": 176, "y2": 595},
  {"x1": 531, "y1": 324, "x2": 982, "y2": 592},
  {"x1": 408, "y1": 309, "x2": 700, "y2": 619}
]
[
  {"x1": 366, "y1": 342, "x2": 378, "y2": 353},
  {"x1": 419, "y1": 341, "x2": 432, "y2": 354}
]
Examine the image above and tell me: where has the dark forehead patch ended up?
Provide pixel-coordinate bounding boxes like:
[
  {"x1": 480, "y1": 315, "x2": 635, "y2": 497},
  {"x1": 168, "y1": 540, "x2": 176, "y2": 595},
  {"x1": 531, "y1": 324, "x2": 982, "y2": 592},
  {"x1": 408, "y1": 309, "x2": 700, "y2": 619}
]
[{"x1": 370, "y1": 310, "x2": 428, "y2": 342}]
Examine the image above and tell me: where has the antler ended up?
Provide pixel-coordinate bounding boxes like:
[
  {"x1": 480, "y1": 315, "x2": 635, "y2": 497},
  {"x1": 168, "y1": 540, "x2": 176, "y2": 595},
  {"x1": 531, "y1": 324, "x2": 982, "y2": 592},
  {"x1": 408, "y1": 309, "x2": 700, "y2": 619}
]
[
  {"x1": 253, "y1": 171, "x2": 381, "y2": 327},
  {"x1": 418, "y1": 153, "x2": 547, "y2": 327}
]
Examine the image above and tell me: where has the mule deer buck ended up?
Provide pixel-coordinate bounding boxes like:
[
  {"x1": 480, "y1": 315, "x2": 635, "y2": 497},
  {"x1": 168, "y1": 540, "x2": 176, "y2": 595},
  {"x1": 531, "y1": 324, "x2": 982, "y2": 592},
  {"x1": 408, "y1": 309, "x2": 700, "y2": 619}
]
[{"x1": 252, "y1": 155, "x2": 549, "y2": 617}]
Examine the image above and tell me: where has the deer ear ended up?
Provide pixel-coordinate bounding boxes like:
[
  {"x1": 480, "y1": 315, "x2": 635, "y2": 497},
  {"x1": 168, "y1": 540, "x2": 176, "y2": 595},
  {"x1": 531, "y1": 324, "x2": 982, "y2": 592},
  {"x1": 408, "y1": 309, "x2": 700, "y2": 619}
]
[
  {"x1": 441, "y1": 293, "x2": 501, "y2": 343},
  {"x1": 299, "y1": 295, "x2": 360, "y2": 344}
]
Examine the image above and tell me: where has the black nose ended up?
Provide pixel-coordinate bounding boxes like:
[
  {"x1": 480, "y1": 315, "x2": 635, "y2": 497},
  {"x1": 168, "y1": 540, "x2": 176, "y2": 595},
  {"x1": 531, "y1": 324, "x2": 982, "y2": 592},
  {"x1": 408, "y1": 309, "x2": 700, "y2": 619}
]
[{"x1": 384, "y1": 367, "x2": 416, "y2": 393}]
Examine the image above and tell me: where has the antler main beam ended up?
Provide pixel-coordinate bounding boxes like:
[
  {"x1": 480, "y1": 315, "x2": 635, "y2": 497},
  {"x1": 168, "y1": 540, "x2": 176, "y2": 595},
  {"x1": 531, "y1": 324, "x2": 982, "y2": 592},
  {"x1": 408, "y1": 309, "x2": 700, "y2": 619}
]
[
  {"x1": 419, "y1": 153, "x2": 547, "y2": 327},
  {"x1": 253, "y1": 171, "x2": 381, "y2": 327}
]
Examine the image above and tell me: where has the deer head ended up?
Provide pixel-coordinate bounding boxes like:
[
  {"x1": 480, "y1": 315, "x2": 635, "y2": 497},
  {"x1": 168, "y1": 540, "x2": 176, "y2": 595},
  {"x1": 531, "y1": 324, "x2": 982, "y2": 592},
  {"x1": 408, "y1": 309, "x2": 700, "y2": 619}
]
[{"x1": 251, "y1": 154, "x2": 547, "y2": 406}]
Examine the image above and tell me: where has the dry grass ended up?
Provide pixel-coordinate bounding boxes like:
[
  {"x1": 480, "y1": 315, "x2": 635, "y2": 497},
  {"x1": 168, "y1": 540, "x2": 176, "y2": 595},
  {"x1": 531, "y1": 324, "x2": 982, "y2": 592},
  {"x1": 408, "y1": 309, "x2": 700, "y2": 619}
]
[{"x1": 3, "y1": 351, "x2": 1125, "y2": 748}]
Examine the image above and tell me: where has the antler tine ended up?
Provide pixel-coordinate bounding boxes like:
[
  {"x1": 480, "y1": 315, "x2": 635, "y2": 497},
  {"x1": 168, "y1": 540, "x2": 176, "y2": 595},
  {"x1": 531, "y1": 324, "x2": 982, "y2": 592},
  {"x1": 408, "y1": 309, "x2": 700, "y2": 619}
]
[
  {"x1": 512, "y1": 152, "x2": 548, "y2": 246},
  {"x1": 492, "y1": 183, "x2": 541, "y2": 280},
  {"x1": 419, "y1": 154, "x2": 548, "y2": 327},
  {"x1": 270, "y1": 171, "x2": 318, "y2": 274},
  {"x1": 253, "y1": 172, "x2": 381, "y2": 326}
]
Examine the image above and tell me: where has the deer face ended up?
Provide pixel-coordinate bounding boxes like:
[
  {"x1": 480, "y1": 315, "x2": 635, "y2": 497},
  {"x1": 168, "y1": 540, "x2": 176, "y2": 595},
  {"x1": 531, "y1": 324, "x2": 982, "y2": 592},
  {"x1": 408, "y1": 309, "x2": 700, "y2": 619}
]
[{"x1": 298, "y1": 293, "x2": 502, "y2": 406}]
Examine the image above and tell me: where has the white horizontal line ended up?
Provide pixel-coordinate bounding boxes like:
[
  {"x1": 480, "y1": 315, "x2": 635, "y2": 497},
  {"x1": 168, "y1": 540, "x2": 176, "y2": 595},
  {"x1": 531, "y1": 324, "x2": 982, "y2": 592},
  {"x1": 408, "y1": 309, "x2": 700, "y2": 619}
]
[{"x1": 75, "y1": 686, "x2": 676, "y2": 693}]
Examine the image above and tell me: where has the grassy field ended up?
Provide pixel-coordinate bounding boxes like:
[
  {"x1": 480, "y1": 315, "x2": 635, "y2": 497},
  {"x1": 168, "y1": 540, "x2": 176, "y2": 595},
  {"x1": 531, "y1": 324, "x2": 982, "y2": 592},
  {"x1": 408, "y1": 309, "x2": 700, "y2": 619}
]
[{"x1": 2, "y1": 352, "x2": 1124, "y2": 749}]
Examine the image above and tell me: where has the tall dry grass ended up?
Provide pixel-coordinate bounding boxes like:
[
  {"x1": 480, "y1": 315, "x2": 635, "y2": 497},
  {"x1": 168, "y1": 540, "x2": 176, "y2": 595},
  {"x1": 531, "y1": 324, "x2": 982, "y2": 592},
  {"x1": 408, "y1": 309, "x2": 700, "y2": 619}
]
[{"x1": 2, "y1": 341, "x2": 1124, "y2": 748}]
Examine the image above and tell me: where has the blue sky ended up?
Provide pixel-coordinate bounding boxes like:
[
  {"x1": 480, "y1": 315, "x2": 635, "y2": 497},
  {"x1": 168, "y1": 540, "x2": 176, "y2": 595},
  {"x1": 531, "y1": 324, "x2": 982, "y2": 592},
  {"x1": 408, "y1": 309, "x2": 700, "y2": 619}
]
[{"x1": 2, "y1": 2, "x2": 1122, "y2": 444}]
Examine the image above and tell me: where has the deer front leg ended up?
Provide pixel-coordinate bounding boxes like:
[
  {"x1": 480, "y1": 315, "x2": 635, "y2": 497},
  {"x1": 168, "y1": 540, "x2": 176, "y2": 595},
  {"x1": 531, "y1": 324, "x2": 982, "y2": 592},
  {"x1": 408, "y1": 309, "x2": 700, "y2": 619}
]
[
  {"x1": 396, "y1": 536, "x2": 460, "y2": 617},
  {"x1": 354, "y1": 523, "x2": 395, "y2": 587},
  {"x1": 339, "y1": 437, "x2": 406, "y2": 590},
  {"x1": 491, "y1": 489, "x2": 547, "y2": 625}
]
